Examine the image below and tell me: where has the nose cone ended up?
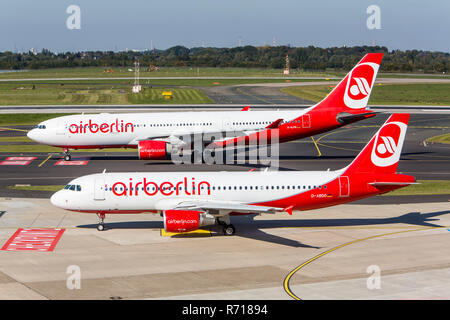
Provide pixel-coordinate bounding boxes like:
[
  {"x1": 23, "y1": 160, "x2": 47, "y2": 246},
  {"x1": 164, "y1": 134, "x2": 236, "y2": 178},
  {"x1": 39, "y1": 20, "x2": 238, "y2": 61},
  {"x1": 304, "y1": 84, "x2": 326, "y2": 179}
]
[
  {"x1": 27, "y1": 129, "x2": 39, "y2": 143},
  {"x1": 50, "y1": 191, "x2": 64, "y2": 208}
]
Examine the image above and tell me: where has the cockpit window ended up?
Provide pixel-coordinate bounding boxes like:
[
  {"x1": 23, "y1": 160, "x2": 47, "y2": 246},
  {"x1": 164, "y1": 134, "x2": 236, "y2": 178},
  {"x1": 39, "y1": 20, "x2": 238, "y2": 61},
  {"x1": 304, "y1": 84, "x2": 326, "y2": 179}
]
[
  {"x1": 64, "y1": 184, "x2": 82, "y2": 191},
  {"x1": 35, "y1": 125, "x2": 46, "y2": 129}
]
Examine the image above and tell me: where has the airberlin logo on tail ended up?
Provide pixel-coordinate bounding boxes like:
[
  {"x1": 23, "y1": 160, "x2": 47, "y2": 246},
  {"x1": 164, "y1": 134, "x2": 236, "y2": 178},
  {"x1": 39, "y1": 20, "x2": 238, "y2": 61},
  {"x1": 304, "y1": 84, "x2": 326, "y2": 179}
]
[
  {"x1": 343, "y1": 62, "x2": 379, "y2": 109},
  {"x1": 350, "y1": 77, "x2": 371, "y2": 96},
  {"x1": 377, "y1": 136, "x2": 397, "y2": 155},
  {"x1": 371, "y1": 122, "x2": 407, "y2": 167}
]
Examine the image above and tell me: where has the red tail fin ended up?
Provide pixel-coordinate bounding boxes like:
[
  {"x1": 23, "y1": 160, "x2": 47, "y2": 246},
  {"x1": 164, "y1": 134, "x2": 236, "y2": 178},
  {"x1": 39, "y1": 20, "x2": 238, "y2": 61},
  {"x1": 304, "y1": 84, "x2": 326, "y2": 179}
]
[
  {"x1": 344, "y1": 113, "x2": 410, "y2": 174},
  {"x1": 311, "y1": 53, "x2": 383, "y2": 113}
]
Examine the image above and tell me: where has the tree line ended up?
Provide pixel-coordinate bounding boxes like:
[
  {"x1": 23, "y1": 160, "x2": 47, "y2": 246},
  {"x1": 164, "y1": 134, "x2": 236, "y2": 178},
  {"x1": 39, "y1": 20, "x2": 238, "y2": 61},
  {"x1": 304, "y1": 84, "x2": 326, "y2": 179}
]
[{"x1": 0, "y1": 45, "x2": 448, "y2": 73}]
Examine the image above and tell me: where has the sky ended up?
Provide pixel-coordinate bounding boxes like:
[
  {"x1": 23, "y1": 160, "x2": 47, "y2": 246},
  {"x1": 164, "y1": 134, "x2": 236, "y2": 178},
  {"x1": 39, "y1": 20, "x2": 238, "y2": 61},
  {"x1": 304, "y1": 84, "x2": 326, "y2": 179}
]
[{"x1": 0, "y1": 0, "x2": 449, "y2": 53}]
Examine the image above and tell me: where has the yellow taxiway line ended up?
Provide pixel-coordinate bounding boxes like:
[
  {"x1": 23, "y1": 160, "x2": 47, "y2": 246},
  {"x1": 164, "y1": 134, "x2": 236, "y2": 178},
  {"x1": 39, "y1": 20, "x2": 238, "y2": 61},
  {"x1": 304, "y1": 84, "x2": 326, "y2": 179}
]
[
  {"x1": 283, "y1": 226, "x2": 443, "y2": 300},
  {"x1": 0, "y1": 127, "x2": 29, "y2": 133},
  {"x1": 310, "y1": 136, "x2": 322, "y2": 157},
  {"x1": 38, "y1": 154, "x2": 52, "y2": 167}
]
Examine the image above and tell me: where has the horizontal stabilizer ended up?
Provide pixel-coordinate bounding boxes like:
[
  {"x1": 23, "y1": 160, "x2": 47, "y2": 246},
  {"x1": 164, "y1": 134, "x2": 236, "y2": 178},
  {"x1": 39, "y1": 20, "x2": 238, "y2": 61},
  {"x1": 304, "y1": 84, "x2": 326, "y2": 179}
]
[
  {"x1": 337, "y1": 112, "x2": 376, "y2": 124},
  {"x1": 283, "y1": 205, "x2": 294, "y2": 215},
  {"x1": 369, "y1": 182, "x2": 419, "y2": 186}
]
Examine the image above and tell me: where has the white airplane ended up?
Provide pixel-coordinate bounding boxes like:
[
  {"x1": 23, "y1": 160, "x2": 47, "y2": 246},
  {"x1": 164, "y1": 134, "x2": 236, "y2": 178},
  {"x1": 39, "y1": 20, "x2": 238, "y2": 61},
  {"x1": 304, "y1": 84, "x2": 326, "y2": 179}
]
[
  {"x1": 28, "y1": 53, "x2": 383, "y2": 161},
  {"x1": 51, "y1": 113, "x2": 415, "y2": 234}
]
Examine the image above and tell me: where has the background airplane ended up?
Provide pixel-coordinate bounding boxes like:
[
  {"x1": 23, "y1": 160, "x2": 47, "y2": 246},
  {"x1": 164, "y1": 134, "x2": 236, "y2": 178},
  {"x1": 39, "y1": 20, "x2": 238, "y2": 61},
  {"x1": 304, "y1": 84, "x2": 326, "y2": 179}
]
[
  {"x1": 28, "y1": 53, "x2": 383, "y2": 161},
  {"x1": 50, "y1": 113, "x2": 415, "y2": 234}
]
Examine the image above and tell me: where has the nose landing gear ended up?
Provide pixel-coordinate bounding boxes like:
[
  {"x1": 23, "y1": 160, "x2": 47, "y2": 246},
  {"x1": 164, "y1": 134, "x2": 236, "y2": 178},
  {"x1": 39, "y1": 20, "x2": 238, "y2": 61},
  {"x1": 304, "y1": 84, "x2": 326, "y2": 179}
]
[{"x1": 63, "y1": 148, "x2": 71, "y2": 161}]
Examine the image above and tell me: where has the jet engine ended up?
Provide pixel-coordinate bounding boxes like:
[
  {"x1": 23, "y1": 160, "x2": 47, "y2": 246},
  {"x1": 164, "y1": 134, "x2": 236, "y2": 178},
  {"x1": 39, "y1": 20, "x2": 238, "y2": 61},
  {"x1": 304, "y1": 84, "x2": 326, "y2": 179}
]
[
  {"x1": 138, "y1": 140, "x2": 172, "y2": 160},
  {"x1": 163, "y1": 210, "x2": 216, "y2": 233}
]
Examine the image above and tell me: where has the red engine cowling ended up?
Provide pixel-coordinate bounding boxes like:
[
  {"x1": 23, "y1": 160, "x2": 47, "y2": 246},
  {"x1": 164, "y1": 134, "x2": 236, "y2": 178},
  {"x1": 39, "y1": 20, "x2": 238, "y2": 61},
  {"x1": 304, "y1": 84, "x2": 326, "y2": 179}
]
[
  {"x1": 138, "y1": 140, "x2": 172, "y2": 160},
  {"x1": 164, "y1": 210, "x2": 215, "y2": 233}
]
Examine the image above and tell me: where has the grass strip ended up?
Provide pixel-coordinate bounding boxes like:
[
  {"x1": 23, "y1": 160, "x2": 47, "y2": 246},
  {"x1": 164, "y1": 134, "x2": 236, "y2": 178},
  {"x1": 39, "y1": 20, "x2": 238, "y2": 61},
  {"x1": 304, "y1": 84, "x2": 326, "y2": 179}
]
[
  {"x1": 6, "y1": 185, "x2": 64, "y2": 192},
  {"x1": 426, "y1": 133, "x2": 450, "y2": 144},
  {"x1": 383, "y1": 180, "x2": 450, "y2": 196}
]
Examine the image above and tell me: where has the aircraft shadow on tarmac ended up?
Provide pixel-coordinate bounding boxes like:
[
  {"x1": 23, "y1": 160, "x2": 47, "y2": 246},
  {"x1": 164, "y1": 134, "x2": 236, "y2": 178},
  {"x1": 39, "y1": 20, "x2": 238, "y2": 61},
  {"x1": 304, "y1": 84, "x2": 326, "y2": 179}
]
[{"x1": 76, "y1": 210, "x2": 450, "y2": 248}]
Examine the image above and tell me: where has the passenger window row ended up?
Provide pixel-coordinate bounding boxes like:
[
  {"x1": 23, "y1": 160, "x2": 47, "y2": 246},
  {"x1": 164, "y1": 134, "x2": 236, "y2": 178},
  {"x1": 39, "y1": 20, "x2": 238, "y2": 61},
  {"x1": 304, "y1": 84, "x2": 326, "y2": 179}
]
[
  {"x1": 147, "y1": 123, "x2": 213, "y2": 127},
  {"x1": 109, "y1": 185, "x2": 327, "y2": 192},
  {"x1": 232, "y1": 121, "x2": 271, "y2": 125}
]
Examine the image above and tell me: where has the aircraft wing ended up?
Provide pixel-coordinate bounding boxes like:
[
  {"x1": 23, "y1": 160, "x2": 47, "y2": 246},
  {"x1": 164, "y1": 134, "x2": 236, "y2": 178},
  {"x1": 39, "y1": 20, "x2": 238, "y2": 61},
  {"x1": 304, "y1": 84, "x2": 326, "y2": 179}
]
[
  {"x1": 154, "y1": 197, "x2": 287, "y2": 215},
  {"x1": 129, "y1": 127, "x2": 271, "y2": 148},
  {"x1": 167, "y1": 200, "x2": 293, "y2": 216},
  {"x1": 174, "y1": 201, "x2": 283, "y2": 213}
]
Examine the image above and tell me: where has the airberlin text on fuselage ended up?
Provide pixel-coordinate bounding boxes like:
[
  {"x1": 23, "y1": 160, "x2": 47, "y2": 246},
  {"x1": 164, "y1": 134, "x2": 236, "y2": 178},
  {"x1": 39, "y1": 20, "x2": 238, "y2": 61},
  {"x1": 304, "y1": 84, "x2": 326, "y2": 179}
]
[
  {"x1": 68, "y1": 119, "x2": 134, "y2": 134},
  {"x1": 111, "y1": 177, "x2": 211, "y2": 197}
]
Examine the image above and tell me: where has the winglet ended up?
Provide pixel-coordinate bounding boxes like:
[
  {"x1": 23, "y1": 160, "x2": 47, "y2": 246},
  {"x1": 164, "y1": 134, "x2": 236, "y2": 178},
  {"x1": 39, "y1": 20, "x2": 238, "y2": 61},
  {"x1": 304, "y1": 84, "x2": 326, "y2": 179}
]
[
  {"x1": 266, "y1": 118, "x2": 283, "y2": 129},
  {"x1": 283, "y1": 205, "x2": 294, "y2": 215}
]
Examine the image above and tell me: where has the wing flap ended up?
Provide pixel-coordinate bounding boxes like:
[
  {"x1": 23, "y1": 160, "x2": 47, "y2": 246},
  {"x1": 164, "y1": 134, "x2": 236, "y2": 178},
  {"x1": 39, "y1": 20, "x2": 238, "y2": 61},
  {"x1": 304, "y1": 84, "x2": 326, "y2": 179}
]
[{"x1": 265, "y1": 118, "x2": 284, "y2": 129}]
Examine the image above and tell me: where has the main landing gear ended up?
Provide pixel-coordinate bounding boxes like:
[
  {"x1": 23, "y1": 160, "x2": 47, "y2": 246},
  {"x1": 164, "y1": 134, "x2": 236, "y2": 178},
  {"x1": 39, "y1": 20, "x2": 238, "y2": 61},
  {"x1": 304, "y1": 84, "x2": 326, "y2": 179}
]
[
  {"x1": 216, "y1": 218, "x2": 235, "y2": 236},
  {"x1": 96, "y1": 213, "x2": 106, "y2": 231},
  {"x1": 63, "y1": 148, "x2": 71, "y2": 161}
]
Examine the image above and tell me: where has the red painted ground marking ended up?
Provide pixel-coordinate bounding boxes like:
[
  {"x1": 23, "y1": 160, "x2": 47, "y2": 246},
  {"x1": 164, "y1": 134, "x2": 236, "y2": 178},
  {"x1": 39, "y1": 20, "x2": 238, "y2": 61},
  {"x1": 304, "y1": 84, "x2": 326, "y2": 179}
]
[
  {"x1": 0, "y1": 156, "x2": 36, "y2": 165},
  {"x1": 6, "y1": 157, "x2": 37, "y2": 161},
  {"x1": 1, "y1": 228, "x2": 65, "y2": 252},
  {"x1": 0, "y1": 160, "x2": 32, "y2": 165},
  {"x1": 55, "y1": 160, "x2": 88, "y2": 166}
]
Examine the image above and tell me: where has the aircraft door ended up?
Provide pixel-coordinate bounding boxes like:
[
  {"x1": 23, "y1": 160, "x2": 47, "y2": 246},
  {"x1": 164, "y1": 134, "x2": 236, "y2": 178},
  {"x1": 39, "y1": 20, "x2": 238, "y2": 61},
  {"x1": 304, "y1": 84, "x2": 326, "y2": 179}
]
[
  {"x1": 94, "y1": 178, "x2": 106, "y2": 200},
  {"x1": 339, "y1": 176, "x2": 350, "y2": 197},
  {"x1": 302, "y1": 114, "x2": 311, "y2": 128},
  {"x1": 56, "y1": 121, "x2": 66, "y2": 135},
  {"x1": 222, "y1": 118, "x2": 232, "y2": 131}
]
